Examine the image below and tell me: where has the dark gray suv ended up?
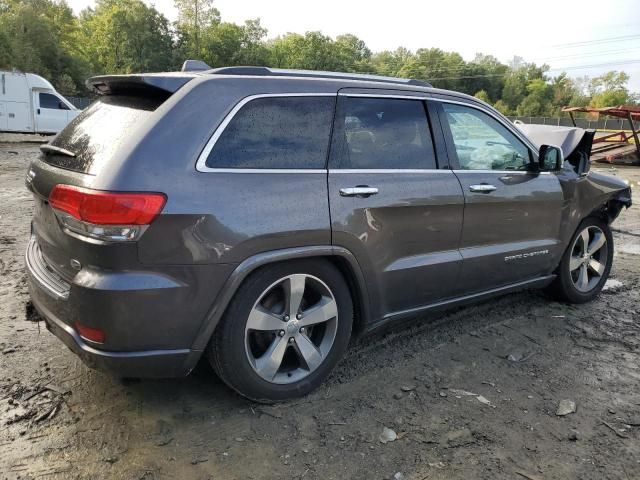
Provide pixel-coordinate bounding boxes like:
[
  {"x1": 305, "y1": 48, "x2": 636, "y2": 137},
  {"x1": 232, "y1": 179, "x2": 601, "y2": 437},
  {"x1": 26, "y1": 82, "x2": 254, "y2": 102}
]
[{"x1": 26, "y1": 67, "x2": 632, "y2": 401}]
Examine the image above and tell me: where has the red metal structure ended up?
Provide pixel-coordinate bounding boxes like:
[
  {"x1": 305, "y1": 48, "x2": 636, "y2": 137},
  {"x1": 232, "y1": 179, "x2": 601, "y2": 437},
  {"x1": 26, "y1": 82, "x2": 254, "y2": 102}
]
[{"x1": 562, "y1": 105, "x2": 640, "y2": 164}]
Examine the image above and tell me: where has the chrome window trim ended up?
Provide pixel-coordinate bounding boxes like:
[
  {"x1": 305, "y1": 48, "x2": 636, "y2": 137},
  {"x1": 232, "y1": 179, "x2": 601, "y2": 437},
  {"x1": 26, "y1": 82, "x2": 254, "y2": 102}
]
[
  {"x1": 430, "y1": 97, "x2": 539, "y2": 153},
  {"x1": 195, "y1": 93, "x2": 336, "y2": 173},
  {"x1": 200, "y1": 168, "x2": 327, "y2": 174},
  {"x1": 452, "y1": 169, "x2": 551, "y2": 175},
  {"x1": 329, "y1": 169, "x2": 451, "y2": 174}
]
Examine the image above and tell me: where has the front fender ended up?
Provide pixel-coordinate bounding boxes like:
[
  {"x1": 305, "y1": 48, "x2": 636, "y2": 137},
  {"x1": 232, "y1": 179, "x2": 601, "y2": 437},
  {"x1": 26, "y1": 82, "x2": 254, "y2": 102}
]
[{"x1": 557, "y1": 169, "x2": 632, "y2": 253}]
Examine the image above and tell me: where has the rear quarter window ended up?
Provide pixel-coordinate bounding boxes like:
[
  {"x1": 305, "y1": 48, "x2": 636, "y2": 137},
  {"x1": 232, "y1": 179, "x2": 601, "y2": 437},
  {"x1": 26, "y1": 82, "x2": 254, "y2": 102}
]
[
  {"x1": 45, "y1": 95, "x2": 164, "y2": 175},
  {"x1": 205, "y1": 96, "x2": 335, "y2": 169}
]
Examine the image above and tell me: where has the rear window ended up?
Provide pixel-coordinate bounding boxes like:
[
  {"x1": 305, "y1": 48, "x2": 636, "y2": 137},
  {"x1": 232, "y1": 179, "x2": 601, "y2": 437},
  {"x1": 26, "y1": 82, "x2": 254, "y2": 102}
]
[
  {"x1": 205, "y1": 96, "x2": 335, "y2": 169},
  {"x1": 44, "y1": 95, "x2": 164, "y2": 175}
]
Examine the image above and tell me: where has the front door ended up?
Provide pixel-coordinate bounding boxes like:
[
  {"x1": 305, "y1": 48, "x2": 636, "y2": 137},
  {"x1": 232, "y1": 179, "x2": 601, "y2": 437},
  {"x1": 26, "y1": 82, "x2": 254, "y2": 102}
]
[
  {"x1": 329, "y1": 91, "x2": 464, "y2": 320},
  {"x1": 34, "y1": 92, "x2": 70, "y2": 133},
  {"x1": 435, "y1": 99, "x2": 564, "y2": 294}
]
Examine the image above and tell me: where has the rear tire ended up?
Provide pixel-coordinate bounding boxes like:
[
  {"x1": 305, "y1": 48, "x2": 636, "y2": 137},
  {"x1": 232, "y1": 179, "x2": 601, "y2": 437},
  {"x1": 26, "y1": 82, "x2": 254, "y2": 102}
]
[
  {"x1": 207, "y1": 259, "x2": 353, "y2": 402},
  {"x1": 549, "y1": 216, "x2": 613, "y2": 303}
]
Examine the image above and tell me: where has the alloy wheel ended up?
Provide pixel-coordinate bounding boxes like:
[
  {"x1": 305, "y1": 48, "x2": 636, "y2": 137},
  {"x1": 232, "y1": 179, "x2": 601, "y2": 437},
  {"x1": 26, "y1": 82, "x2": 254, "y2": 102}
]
[
  {"x1": 569, "y1": 225, "x2": 608, "y2": 293},
  {"x1": 244, "y1": 274, "x2": 338, "y2": 384}
]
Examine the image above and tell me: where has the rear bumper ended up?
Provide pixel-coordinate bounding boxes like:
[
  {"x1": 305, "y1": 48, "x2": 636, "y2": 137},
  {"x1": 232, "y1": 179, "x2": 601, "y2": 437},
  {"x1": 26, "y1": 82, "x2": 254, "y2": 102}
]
[
  {"x1": 26, "y1": 236, "x2": 205, "y2": 377},
  {"x1": 31, "y1": 290, "x2": 193, "y2": 377}
]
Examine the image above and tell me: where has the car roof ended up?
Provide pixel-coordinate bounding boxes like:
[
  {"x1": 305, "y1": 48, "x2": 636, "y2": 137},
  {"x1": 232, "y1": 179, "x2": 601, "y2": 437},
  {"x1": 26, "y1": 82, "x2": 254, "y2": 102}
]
[{"x1": 87, "y1": 67, "x2": 481, "y2": 106}]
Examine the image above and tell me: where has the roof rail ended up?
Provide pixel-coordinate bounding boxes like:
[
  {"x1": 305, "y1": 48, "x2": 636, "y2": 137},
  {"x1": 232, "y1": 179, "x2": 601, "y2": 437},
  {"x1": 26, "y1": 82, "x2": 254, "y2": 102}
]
[{"x1": 207, "y1": 66, "x2": 433, "y2": 88}]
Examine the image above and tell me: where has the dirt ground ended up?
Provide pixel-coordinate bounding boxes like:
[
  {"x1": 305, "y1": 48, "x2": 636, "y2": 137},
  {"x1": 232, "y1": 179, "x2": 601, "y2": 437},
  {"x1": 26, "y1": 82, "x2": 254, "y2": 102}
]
[{"x1": 1, "y1": 137, "x2": 640, "y2": 480}]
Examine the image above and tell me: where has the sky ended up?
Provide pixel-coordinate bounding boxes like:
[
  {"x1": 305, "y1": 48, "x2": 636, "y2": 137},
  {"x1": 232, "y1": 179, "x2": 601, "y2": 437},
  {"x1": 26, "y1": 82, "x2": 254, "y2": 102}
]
[{"x1": 67, "y1": 0, "x2": 640, "y2": 92}]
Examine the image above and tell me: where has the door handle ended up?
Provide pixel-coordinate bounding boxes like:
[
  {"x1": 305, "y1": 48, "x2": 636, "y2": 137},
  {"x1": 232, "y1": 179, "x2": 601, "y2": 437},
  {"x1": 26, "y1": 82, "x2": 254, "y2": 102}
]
[
  {"x1": 339, "y1": 186, "x2": 379, "y2": 197},
  {"x1": 469, "y1": 184, "x2": 497, "y2": 193}
]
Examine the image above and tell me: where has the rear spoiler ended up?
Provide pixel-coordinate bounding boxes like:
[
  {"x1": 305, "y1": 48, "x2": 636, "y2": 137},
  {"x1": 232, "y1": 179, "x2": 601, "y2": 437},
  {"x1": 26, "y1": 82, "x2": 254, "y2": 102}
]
[{"x1": 86, "y1": 73, "x2": 196, "y2": 96}]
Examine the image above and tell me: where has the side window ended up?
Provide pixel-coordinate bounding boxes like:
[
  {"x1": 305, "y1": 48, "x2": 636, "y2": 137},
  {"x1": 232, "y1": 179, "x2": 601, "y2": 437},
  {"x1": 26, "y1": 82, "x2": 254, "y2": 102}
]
[
  {"x1": 330, "y1": 97, "x2": 437, "y2": 169},
  {"x1": 39, "y1": 93, "x2": 67, "y2": 110},
  {"x1": 442, "y1": 103, "x2": 530, "y2": 171},
  {"x1": 206, "y1": 96, "x2": 334, "y2": 169}
]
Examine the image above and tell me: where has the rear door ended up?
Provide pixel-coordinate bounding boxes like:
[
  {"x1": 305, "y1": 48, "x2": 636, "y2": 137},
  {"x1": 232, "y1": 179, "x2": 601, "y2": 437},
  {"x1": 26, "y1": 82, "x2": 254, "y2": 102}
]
[
  {"x1": 329, "y1": 90, "x2": 464, "y2": 320},
  {"x1": 434, "y1": 98, "x2": 564, "y2": 294},
  {"x1": 34, "y1": 92, "x2": 70, "y2": 133}
]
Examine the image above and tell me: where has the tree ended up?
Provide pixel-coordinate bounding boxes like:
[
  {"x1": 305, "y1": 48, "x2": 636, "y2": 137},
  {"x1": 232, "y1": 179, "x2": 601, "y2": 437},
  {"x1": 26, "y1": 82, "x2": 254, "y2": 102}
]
[
  {"x1": 333, "y1": 34, "x2": 372, "y2": 73},
  {"x1": 78, "y1": 0, "x2": 174, "y2": 74},
  {"x1": 202, "y1": 22, "x2": 243, "y2": 66},
  {"x1": 493, "y1": 100, "x2": 510, "y2": 115},
  {"x1": 1, "y1": 0, "x2": 638, "y2": 109},
  {"x1": 0, "y1": 0, "x2": 89, "y2": 92},
  {"x1": 474, "y1": 90, "x2": 491, "y2": 104},
  {"x1": 237, "y1": 19, "x2": 269, "y2": 66},
  {"x1": 399, "y1": 48, "x2": 466, "y2": 91},
  {"x1": 588, "y1": 71, "x2": 631, "y2": 107},
  {"x1": 502, "y1": 63, "x2": 548, "y2": 113},
  {"x1": 516, "y1": 78, "x2": 553, "y2": 116},
  {"x1": 468, "y1": 54, "x2": 508, "y2": 102},
  {"x1": 55, "y1": 72, "x2": 77, "y2": 95},
  {"x1": 175, "y1": 0, "x2": 220, "y2": 58},
  {"x1": 268, "y1": 32, "x2": 337, "y2": 70}
]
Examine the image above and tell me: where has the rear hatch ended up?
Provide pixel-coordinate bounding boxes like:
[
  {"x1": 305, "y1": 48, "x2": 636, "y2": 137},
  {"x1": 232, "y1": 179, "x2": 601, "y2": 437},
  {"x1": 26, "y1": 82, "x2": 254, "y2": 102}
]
[
  {"x1": 27, "y1": 74, "x2": 193, "y2": 280},
  {"x1": 41, "y1": 94, "x2": 165, "y2": 175}
]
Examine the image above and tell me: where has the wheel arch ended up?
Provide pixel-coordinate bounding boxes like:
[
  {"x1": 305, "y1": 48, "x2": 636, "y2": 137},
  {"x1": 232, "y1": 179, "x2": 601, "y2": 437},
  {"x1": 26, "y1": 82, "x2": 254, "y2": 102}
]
[{"x1": 183, "y1": 245, "x2": 371, "y2": 372}]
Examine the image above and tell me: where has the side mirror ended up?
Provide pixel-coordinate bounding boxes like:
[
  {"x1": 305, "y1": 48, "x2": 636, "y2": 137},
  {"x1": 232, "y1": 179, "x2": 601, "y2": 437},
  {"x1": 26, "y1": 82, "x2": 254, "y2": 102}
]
[{"x1": 538, "y1": 144, "x2": 564, "y2": 171}]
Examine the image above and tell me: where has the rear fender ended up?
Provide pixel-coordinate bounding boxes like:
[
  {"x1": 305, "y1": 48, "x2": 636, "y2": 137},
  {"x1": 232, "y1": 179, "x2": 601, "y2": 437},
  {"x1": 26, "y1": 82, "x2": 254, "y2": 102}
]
[{"x1": 182, "y1": 245, "x2": 370, "y2": 372}]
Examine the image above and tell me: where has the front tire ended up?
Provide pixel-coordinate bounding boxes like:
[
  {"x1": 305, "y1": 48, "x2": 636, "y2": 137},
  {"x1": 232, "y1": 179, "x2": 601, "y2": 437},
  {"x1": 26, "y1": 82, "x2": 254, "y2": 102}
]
[
  {"x1": 550, "y1": 216, "x2": 613, "y2": 303},
  {"x1": 208, "y1": 259, "x2": 353, "y2": 402}
]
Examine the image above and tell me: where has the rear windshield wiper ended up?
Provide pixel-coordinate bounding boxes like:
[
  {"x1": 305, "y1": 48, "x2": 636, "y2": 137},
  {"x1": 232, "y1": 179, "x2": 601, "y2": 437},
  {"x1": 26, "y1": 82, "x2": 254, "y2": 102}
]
[{"x1": 40, "y1": 144, "x2": 76, "y2": 158}]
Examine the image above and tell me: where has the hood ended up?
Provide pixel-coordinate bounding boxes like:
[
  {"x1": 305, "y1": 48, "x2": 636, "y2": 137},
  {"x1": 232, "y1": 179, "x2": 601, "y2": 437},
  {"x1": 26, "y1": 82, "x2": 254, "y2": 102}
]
[
  {"x1": 515, "y1": 123, "x2": 596, "y2": 175},
  {"x1": 514, "y1": 124, "x2": 593, "y2": 158}
]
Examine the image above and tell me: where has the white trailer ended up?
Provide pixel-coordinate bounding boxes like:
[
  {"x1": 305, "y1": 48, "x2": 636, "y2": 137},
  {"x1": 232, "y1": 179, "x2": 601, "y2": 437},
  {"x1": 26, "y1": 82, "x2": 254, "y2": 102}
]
[{"x1": 0, "y1": 71, "x2": 80, "y2": 134}]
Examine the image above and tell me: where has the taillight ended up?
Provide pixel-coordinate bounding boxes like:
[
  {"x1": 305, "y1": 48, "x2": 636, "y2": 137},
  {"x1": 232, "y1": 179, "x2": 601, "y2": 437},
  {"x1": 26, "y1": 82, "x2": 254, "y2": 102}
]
[
  {"x1": 49, "y1": 185, "x2": 166, "y2": 242},
  {"x1": 75, "y1": 322, "x2": 106, "y2": 344}
]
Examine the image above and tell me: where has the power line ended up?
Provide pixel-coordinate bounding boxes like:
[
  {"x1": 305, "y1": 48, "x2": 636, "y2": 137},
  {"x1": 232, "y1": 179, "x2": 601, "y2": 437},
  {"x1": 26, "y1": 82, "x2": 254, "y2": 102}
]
[
  {"x1": 428, "y1": 60, "x2": 640, "y2": 81},
  {"x1": 368, "y1": 45, "x2": 640, "y2": 77},
  {"x1": 530, "y1": 47, "x2": 640, "y2": 63},
  {"x1": 549, "y1": 34, "x2": 640, "y2": 48},
  {"x1": 379, "y1": 33, "x2": 640, "y2": 72}
]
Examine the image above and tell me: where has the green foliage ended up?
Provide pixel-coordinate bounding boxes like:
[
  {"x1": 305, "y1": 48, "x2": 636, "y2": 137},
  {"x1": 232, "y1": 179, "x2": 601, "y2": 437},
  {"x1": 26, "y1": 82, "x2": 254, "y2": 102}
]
[
  {"x1": 493, "y1": 100, "x2": 510, "y2": 115},
  {"x1": 0, "y1": 0, "x2": 636, "y2": 112},
  {"x1": 268, "y1": 32, "x2": 340, "y2": 70},
  {"x1": 588, "y1": 71, "x2": 631, "y2": 107},
  {"x1": 0, "y1": 0, "x2": 89, "y2": 89},
  {"x1": 175, "y1": 0, "x2": 219, "y2": 58},
  {"x1": 78, "y1": 0, "x2": 174, "y2": 75},
  {"x1": 474, "y1": 90, "x2": 491, "y2": 104},
  {"x1": 55, "y1": 72, "x2": 76, "y2": 95}
]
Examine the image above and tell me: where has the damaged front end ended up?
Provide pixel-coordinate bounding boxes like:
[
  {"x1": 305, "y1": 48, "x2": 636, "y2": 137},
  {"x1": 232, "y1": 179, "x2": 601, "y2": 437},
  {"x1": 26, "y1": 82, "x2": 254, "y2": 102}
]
[
  {"x1": 515, "y1": 123, "x2": 595, "y2": 176},
  {"x1": 516, "y1": 122, "x2": 632, "y2": 226}
]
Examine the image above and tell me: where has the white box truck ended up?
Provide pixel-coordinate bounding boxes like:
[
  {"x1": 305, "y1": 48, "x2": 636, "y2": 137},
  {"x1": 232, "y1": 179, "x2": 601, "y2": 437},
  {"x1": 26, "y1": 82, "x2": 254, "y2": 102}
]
[{"x1": 0, "y1": 71, "x2": 80, "y2": 134}]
